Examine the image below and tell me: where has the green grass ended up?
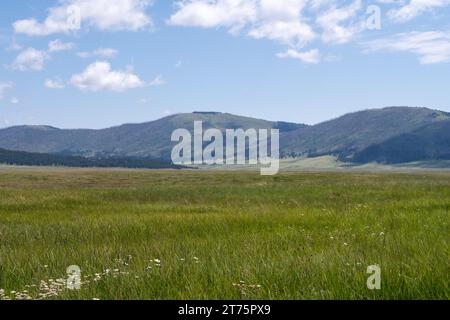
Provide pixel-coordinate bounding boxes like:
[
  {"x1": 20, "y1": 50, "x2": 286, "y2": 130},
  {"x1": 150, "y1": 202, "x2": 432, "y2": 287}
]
[{"x1": 0, "y1": 168, "x2": 449, "y2": 300}]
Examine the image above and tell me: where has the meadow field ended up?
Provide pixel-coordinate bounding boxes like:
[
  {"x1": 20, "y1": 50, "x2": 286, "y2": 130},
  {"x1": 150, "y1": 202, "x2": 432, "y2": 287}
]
[{"x1": 0, "y1": 167, "x2": 448, "y2": 300}]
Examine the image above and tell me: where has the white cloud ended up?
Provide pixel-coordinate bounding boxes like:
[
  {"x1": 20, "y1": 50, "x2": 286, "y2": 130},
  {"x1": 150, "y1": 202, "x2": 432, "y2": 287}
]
[
  {"x1": 12, "y1": 40, "x2": 75, "y2": 72},
  {"x1": 168, "y1": 0, "x2": 257, "y2": 31},
  {"x1": 170, "y1": 1, "x2": 450, "y2": 63},
  {"x1": 363, "y1": 31, "x2": 450, "y2": 64},
  {"x1": 168, "y1": 0, "x2": 316, "y2": 47},
  {"x1": 12, "y1": 48, "x2": 50, "y2": 71},
  {"x1": 10, "y1": 97, "x2": 19, "y2": 104},
  {"x1": 277, "y1": 48, "x2": 321, "y2": 63},
  {"x1": 0, "y1": 82, "x2": 14, "y2": 100},
  {"x1": 77, "y1": 48, "x2": 118, "y2": 58},
  {"x1": 388, "y1": 0, "x2": 450, "y2": 23},
  {"x1": 316, "y1": 0, "x2": 363, "y2": 44},
  {"x1": 48, "y1": 39, "x2": 75, "y2": 52},
  {"x1": 13, "y1": 0, "x2": 153, "y2": 36},
  {"x1": 168, "y1": 0, "x2": 368, "y2": 61},
  {"x1": 45, "y1": 78, "x2": 66, "y2": 89},
  {"x1": 70, "y1": 61, "x2": 144, "y2": 92},
  {"x1": 149, "y1": 75, "x2": 166, "y2": 86},
  {"x1": 249, "y1": 20, "x2": 315, "y2": 47}
]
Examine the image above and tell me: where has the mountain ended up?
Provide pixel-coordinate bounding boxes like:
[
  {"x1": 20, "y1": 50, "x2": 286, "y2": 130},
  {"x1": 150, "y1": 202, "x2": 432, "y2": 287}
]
[
  {"x1": 353, "y1": 120, "x2": 450, "y2": 164},
  {"x1": 0, "y1": 107, "x2": 449, "y2": 165},
  {"x1": 0, "y1": 148, "x2": 183, "y2": 169},
  {"x1": 0, "y1": 112, "x2": 306, "y2": 160},
  {"x1": 281, "y1": 107, "x2": 450, "y2": 160}
]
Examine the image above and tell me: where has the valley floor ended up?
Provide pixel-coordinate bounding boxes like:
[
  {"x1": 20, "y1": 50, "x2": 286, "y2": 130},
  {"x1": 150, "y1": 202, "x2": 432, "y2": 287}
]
[
  {"x1": 196, "y1": 156, "x2": 450, "y2": 172},
  {"x1": 0, "y1": 168, "x2": 448, "y2": 299}
]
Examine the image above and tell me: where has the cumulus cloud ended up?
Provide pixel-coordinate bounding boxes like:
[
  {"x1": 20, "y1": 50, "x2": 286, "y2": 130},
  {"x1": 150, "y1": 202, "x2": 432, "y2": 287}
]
[
  {"x1": 363, "y1": 31, "x2": 450, "y2": 64},
  {"x1": 388, "y1": 0, "x2": 450, "y2": 23},
  {"x1": 249, "y1": 0, "x2": 316, "y2": 47},
  {"x1": 70, "y1": 61, "x2": 145, "y2": 92},
  {"x1": 249, "y1": 20, "x2": 315, "y2": 47},
  {"x1": 45, "y1": 78, "x2": 66, "y2": 89},
  {"x1": 13, "y1": 0, "x2": 153, "y2": 36},
  {"x1": 316, "y1": 0, "x2": 363, "y2": 44},
  {"x1": 168, "y1": 0, "x2": 369, "y2": 61},
  {"x1": 0, "y1": 82, "x2": 14, "y2": 100},
  {"x1": 12, "y1": 48, "x2": 50, "y2": 71},
  {"x1": 169, "y1": 0, "x2": 315, "y2": 47},
  {"x1": 10, "y1": 97, "x2": 19, "y2": 105},
  {"x1": 77, "y1": 48, "x2": 118, "y2": 58},
  {"x1": 168, "y1": 0, "x2": 257, "y2": 31},
  {"x1": 277, "y1": 48, "x2": 321, "y2": 63},
  {"x1": 12, "y1": 39, "x2": 74, "y2": 71}
]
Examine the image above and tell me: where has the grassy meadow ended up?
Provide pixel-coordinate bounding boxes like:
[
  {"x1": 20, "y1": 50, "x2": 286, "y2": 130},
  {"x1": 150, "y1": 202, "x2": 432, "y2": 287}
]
[{"x1": 0, "y1": 167, "x2": 448, "y2": 300}]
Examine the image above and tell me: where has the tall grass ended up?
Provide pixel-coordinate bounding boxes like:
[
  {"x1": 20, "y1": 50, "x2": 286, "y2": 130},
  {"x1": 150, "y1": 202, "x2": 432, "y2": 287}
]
[{"x1": 0, "y1": 169, "x2": 448, "y2": 299}]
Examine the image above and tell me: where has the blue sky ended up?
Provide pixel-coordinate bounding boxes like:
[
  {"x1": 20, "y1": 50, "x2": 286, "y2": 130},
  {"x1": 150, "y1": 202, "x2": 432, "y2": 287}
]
[{"x1": 0, "y1": 0, "x2": 449, "y2": 129}]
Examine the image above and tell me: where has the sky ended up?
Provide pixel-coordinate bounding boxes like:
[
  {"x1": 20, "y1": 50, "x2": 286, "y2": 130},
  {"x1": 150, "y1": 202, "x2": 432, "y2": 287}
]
[{"x1": 0, "y1": 0, "x2": 449, "y2": 129}]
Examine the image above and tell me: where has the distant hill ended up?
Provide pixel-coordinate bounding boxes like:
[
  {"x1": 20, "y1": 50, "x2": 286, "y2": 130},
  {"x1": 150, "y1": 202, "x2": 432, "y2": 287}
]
[
  {"x1": 281, "y1": 107, "x2": 450, "y2": 160},
  {"x1": 0, "y1": 148, "x2": 183, "y2": 169},
  {"x1": 0, "y1": 112, "x2": 306, "y2": 160},
  {"x1": 1, "y1": 107, "x2": 449, "y2": 166},
  {"x1": 353, "y1": 120, "x2": 450, "y2": 164}
]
